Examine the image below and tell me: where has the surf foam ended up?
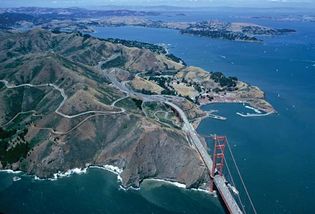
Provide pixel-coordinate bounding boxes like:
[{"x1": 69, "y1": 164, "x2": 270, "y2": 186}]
[
  {"x1": 0, "y1": 169, "x2": 22, "y2": 174},
  {"x1": 146, "y1": 178, "x2": 187, "y2": 189}
]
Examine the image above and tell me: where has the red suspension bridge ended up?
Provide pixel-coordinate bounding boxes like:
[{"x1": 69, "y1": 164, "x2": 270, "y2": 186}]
[
  {"x1": 206, "y1": 135, "x2": 257, "y2": 214},
  {"x1": 165, "y1": 101, "x2": 257, "y2": 214}
]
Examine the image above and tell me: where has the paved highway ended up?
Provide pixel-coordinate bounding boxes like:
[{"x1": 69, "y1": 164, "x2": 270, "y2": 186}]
[
  {"x1": 165, "y1": 103, "x2": 242, "y2": 214},
  {"x1": 3, "y1": 65, "x2": 243, "y2": 213},
  {"x1": 100, "y1": 70, "x2": 243, "y2": 214},
  {"x1": 0, "y1": 79, "x2": 125, "y2": 134},
  {"x1": 2, "y1": 70, "x2": 243, "y2": 213}
]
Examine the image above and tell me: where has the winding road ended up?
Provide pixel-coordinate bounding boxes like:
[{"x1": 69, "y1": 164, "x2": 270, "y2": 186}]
[
  {"x1": 0, "y1": 79, "x2": 125, "y2": 133},
  {"x1": 99, "y1": 70, "x2": 242, "y2": 213},
  {"x1": 1, "y1": 68, "x2": 242, "y2": 213}
]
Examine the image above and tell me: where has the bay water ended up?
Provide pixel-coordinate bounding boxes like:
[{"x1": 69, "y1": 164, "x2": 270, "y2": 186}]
[{"x1": 1, "y1": 9, "x2": 315, "y2": 213}]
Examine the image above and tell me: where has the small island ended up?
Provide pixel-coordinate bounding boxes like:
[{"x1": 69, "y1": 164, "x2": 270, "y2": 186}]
[{"x1": 0, "y1": 7, "x2": 295, "y2": 42}]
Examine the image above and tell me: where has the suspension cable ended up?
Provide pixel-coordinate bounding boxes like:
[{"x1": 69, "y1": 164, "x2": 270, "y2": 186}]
[
  {"x1": 224, "y1": 156, "x2": 247, "y2": 214},
  {"x1": 226, "y1": 138, "x2": 258, "y2": 214}
]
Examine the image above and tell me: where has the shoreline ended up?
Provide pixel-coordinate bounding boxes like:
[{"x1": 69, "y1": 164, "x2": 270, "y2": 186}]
[
  {"x1": 179, "y1": 98, "x2": 275, "y2": 134},
  {"x1": 144, "y1": 178, "x2": 216, "y2": 196},
  {"x1": 192, "y1": 100, "x2": 276, "y2": 129},
  {"x1": 200, "y1": 99, "x2": 275, "y2": 113},
  {"x1": 0, "y1": 165, "x2": 215, "y2": 196}
]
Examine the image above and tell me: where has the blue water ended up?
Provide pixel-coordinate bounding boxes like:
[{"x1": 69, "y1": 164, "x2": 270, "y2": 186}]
[
  {"x1": 1, "y1": 9, "x2": 315, "y2": 213},
  {"x1": 92, "y1": 14, "x2": 315, "y2": 213},
  {"x1": 0, "y1": 169, "x2": 223, "y2": 213}
]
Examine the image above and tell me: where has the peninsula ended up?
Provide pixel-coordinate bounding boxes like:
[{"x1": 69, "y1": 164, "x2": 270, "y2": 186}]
[
  {"x1": 0, "y1": 29, "x2": 274, "y2": 189},
  {"x1": 0, "y1": 7, "x2": 295, "y2": 42}
]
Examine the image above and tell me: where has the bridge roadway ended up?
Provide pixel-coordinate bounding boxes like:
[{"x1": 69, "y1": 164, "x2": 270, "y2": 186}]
[
  {"x1": 165, "y1": 101, "x2": 243, "y2": 214},
  {"x1": 2, "y1": 68, "x2": 243, "y2": 213},
  {"x1": 103, "y1": 70, "x2": 243, "y2": 213}
]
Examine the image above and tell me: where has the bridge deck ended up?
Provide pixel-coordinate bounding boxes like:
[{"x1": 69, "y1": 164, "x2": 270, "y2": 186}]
[
  {"x1": 102, "y1": 71, "x2": 243, "y2": 213},
  {"x1": 214, "y1": 175, "x2": 243, "y2": 214},
  {"x1": 165, "y1": 102, "x2": 243, "y2": 214},
  {"x1": 188, "y1": 130, "x2": 242, "y2": 214},
  {"x1": 189, "y1": 130, "x2": 242, "y2": 214}
]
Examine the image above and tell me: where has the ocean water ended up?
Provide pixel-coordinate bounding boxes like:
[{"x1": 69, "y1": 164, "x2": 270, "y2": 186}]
[
  {"x1": 1, "y1": 9, "x2": 315, "y2": 213},
  {"x1": 91, "y1": 20, "x2": 315, "y2": 213},
  {"x1": 0, "y1": 169, "x2": 223, "y2": 214}
]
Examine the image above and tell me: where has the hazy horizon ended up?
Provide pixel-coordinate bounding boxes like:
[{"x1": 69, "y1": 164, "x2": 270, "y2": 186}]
[{"x1": 1, "y1": 0, "x2": 315, "y2": 9}]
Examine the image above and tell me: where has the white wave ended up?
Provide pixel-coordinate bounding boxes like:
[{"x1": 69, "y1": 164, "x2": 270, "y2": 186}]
[
  {"x1": 103, "y1": 164, "x2": 123, "y2": 174},
  {"x1": 88, "y1": 165, "x2": 103, "y2": 170},
  {"x1": 143, "y1": 179, "x2": 218, "y2": 197},
  {"x1": 191, "y1": 188, "x2": 217, "y2": 196},
  {"x1": 119, "y1": 185, "x2": 128, "y2": 191},
  {"x1": 119, "y1": 185, "x2": 140, "y2": 191},
  {"x1": 2, "y1": 167, "x2": 217, "y2": 199},
  {"x1": 0, "y1": 169, "x2": 22, "y2": 174},
  {"x1": 2, "y1": 166, "x2": 214, "y2": 197},
  {"x1": 120, "y1": 179, "x2": 215, "y2": 194},
  {"x1": 90, "y1": 164, "x2": 123, "y2": 182},
  {"x1": 244, "y1": 105, "x2": 262, "y2": 114},
  {"x1": 13, "y1": 176, "x2": 21, "y2": 182},
  {"x1": 34, "y1": 176, "x2": 45, "y2": 181},
  {"x1": 47, "y1": 168, "x2": 88, "y2": 181},
  {"x1": 30, "y1": 164, "x2": 124, "y2": 182},
  {"x1": 146, "y1": 178, "x2": 187, "y2": 189}
]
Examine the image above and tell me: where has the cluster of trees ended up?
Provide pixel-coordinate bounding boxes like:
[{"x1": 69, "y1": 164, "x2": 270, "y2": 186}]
[
  {"x1": 161, "y1": 89, "x2": 176, "y2": 95},
  {"x1": 165, "y1": 54, "x2": 187, "y2": 66},
  {"x1": 131, "y1": 98, "x2": 143, "y2": 110},
  {"x1": 210, "y1": 72, "x2": 238, "y2": 88},
  {"x1": 149, "y1": 76, "x2": 171, "y2": 88},
  {"x1": 148, "y1": 76, "x2": 177, "y2": 95},
  {"x1": 0, "y1": 127, "x2": 30, "y2": 166},
  {"x1": 179, "y1": 78, "x2": 202, "y2": 93},
  {"x1": 101, "y1": 55, "x2": 126, "y2": 69},
  {"x1": 140, "y1": 89, "x2": 157, "y2": 95},
  {"x1": 104, "y1": 38, "x2": 166, "y2": 54}
]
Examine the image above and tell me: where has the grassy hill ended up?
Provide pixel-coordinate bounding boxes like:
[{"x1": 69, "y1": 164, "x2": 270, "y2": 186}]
[{"x1": 0, "y1": 29, "x2": 209, "y2": 188}]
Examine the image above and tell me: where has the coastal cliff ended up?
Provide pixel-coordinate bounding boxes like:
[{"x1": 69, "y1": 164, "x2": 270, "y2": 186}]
[{"x1": 0, "y1": 29, "x2": 273, "y2": 188}]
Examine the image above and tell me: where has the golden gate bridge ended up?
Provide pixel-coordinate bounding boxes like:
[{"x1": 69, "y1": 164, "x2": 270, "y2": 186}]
[{"x1": 205, "y1": 135, "x2": 258, "y2": 214}]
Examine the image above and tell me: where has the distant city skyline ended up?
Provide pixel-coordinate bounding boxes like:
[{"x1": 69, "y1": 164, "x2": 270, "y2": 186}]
[{"x1": 1, "y1": 0, "x2": 315, "y2": 8}]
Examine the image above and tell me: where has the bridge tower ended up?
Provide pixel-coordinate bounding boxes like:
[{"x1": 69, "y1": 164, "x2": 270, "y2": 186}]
[{"x1": 210, "y1": 135, "x2": 227, "y2": 192}]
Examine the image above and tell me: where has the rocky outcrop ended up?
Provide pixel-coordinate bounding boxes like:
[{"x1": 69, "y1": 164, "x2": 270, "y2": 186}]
[{"x1": 24, "y1": 113, "x2": 209, "y2": 188}]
